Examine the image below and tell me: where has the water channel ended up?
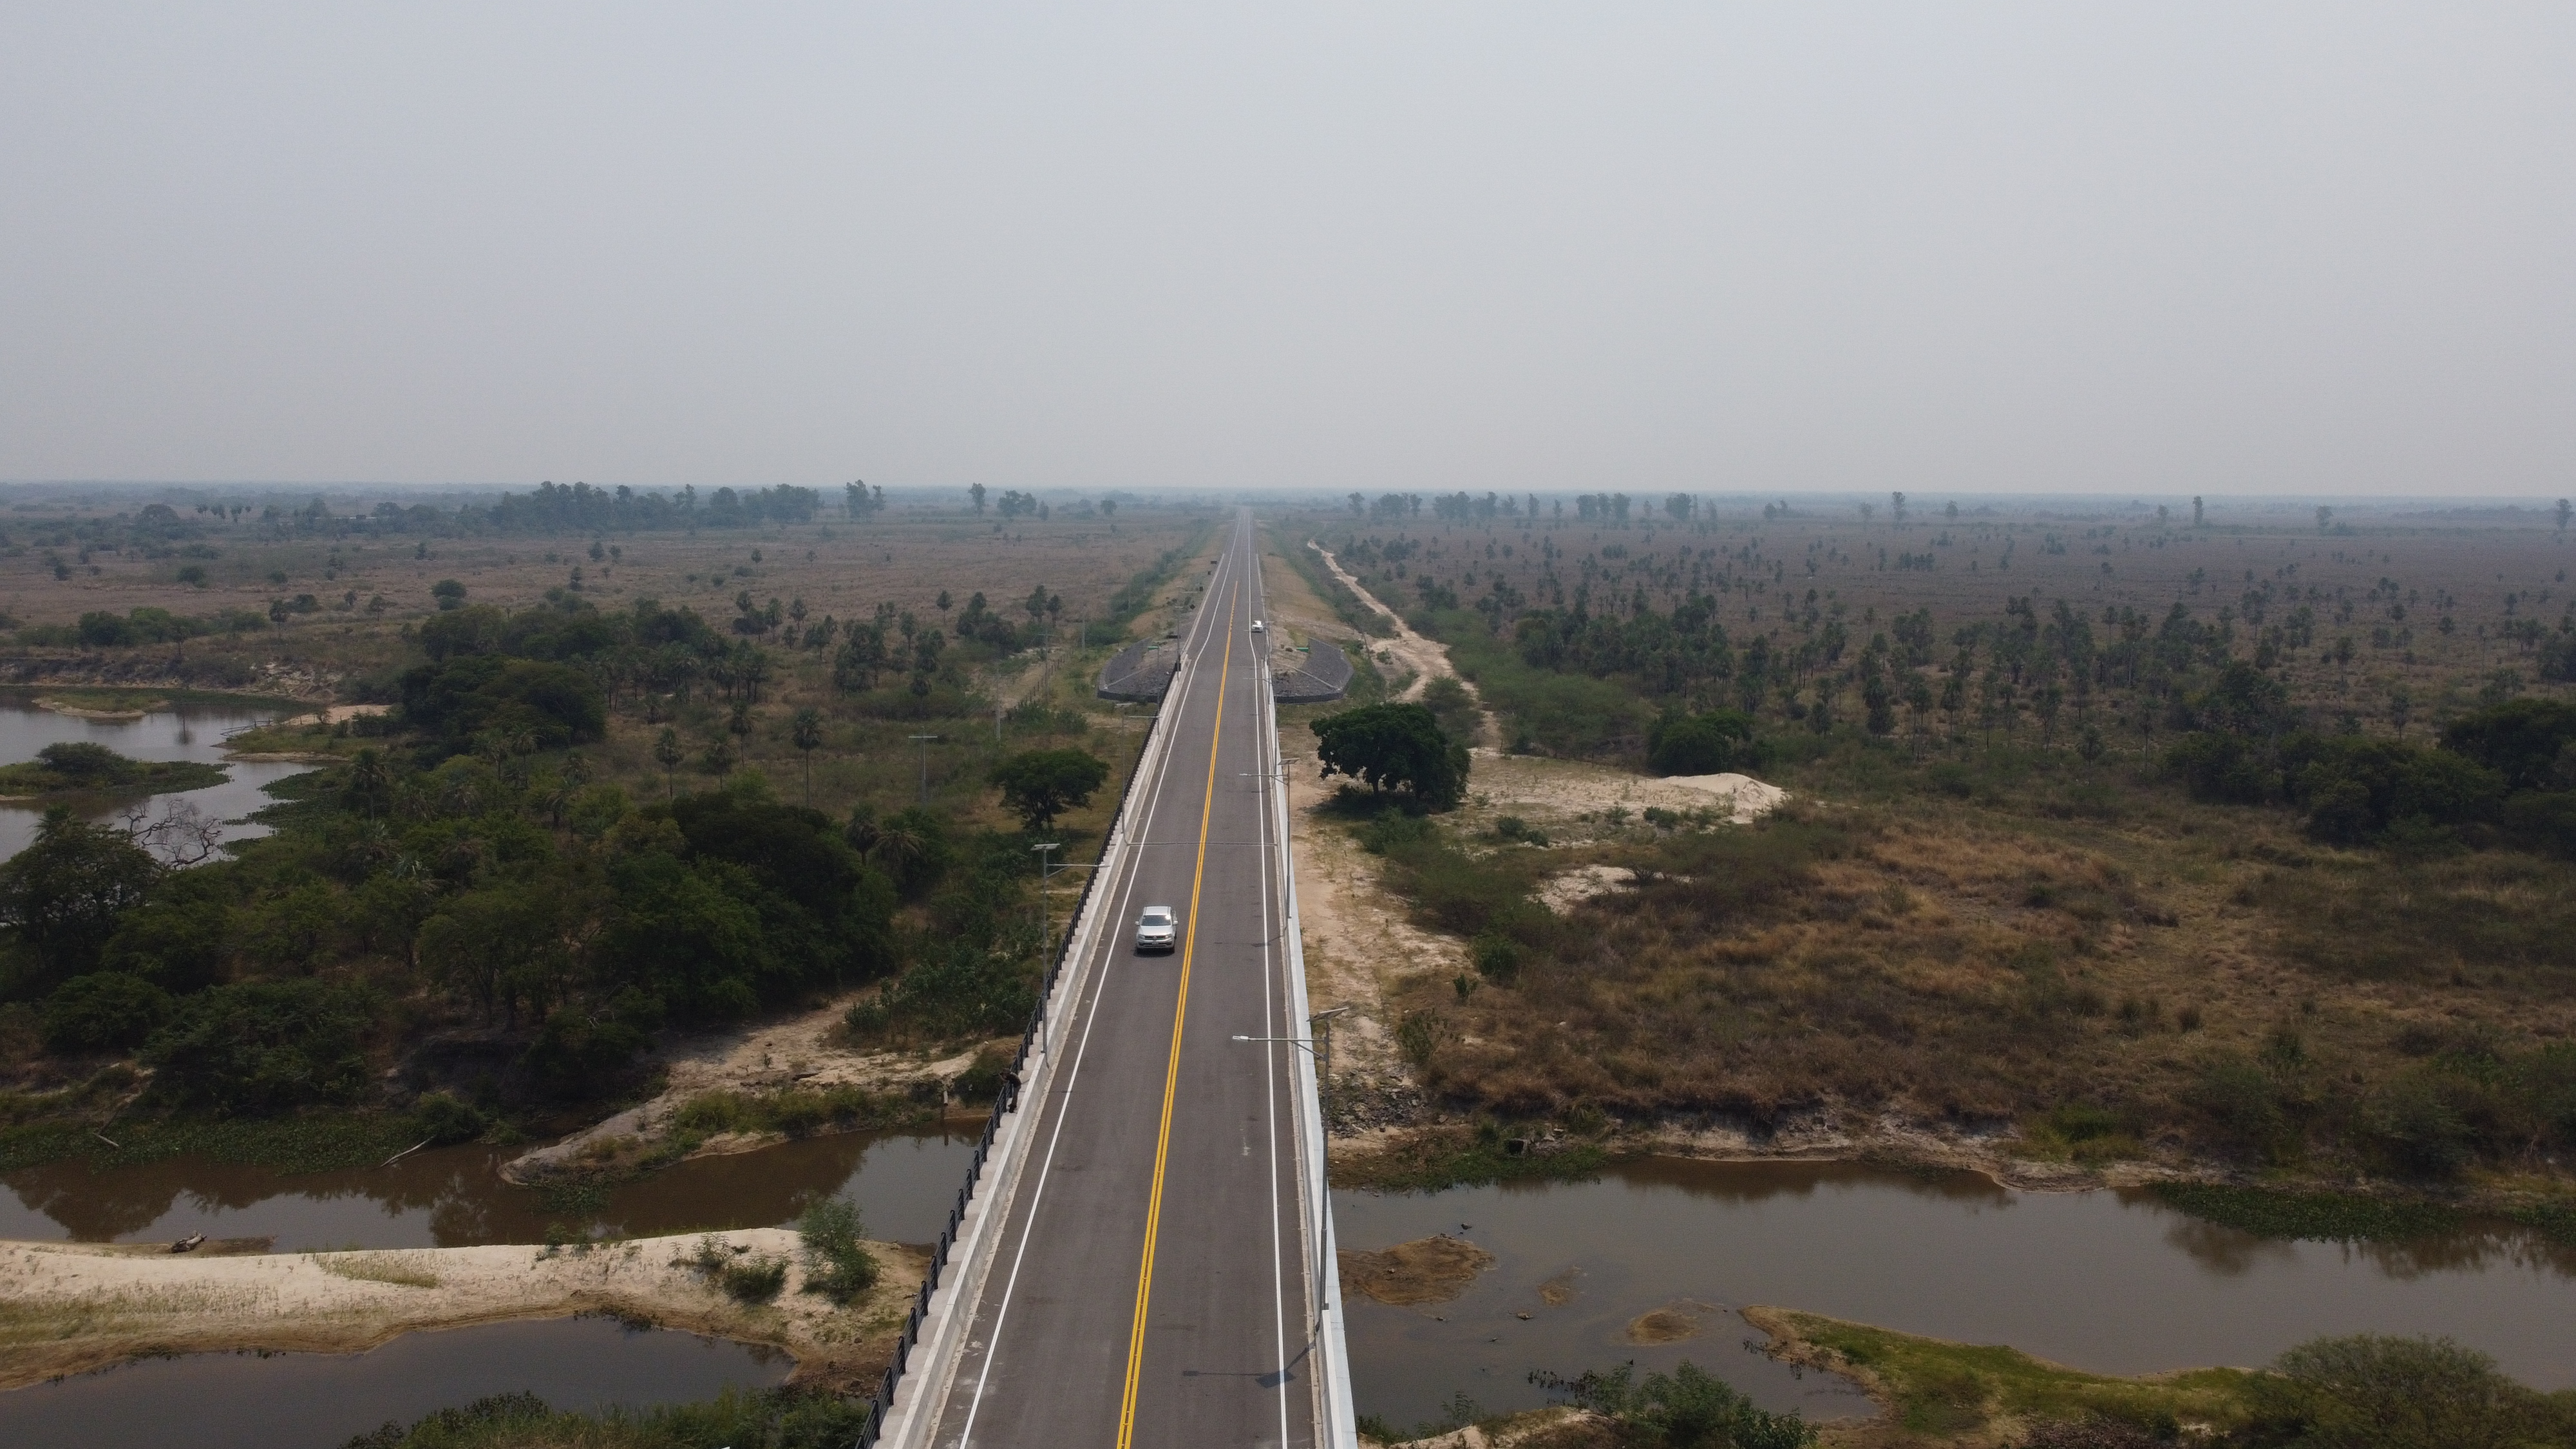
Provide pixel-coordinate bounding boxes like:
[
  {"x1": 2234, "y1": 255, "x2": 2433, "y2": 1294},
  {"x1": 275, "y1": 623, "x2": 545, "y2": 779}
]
[
  {"x1": 0, "y1": 694, "x2": 310, "y2": 861},
  {"x1": 0, "y1": 1316, "x2": 791, "y2": 1449},
  {"x1": 1334, "y1": 1159, "x2": 2576, "y2": 1429},
  {"x1": 8, "y1": 1137, "x2": 2573, "y2": 1441}
]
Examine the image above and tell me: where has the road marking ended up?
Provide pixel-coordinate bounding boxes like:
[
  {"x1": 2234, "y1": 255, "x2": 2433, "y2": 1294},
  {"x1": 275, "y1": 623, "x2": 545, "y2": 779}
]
[
  {"x1": 1115, "y1": 540, "x2": 1240, "y2": 1449},
  {"x1": 949, "y1": 535, "x2": 1230, "y2": 1449},
  {"x1": 1258, "y1": 586, "x2": 1295, "y2": 1449}
]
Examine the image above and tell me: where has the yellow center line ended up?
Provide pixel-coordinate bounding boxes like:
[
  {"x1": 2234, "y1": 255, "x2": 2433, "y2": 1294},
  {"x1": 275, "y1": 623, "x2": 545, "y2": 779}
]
[{"x1": 1116, "y1": 557, "x2": 1241, "y2": 1449}]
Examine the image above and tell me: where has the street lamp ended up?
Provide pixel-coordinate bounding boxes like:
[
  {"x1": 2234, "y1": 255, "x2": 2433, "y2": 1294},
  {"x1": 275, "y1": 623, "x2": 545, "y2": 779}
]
[
  {"x1": 907, "y1": 734, "x2": 940, "y2": 804},
  {"x1": 1030, "y1": 843, "x2": 1094, "y2": 965},
  {"x1": 1232, "y1": 1005, "x2": 1351, "y2": 1119}
]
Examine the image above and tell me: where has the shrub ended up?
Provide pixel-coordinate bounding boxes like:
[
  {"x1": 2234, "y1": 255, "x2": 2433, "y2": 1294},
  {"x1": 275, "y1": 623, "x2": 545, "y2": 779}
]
[
  {"x1": 846, "y1": 936, "x2": 1038, "y2": 1044},
  {"x1": 341, "y1": 1387, "x2": 873, "y2": 1449},
  {"x1": 1419, "y1": 676, "x2": 1482, "y2": 747},
  {"x1": 1470, "y1": 933, "x2": 1522, "y2": 983},
  {"x1": 796, "y1": 1197, "x2": 880, "y2": 1305},
  {"x1": 2163, "y1": 732, "x2": 2273, "y2": 805},
  {"x1": 687, "y1": 1236, "x2": 787, "y2": 1301},
  {"x1": 2247, "y1": 1334, "x2": 2564, "y2": 1448},
  {"x1": 1544, "y1": 1361, "x2": 1816, "y2": 1449},
  {"x1": 2358, "y1": 1074, "x2": 2474, "y2": 1180},
  {"x1": 520, "y1": 1009, "x2": 652, "y2": 1102},
  {"x1": 1647, "y1": 710, "x2": 1759, "y2": 777},
  {"x1": 39, "y1": 972, "x2": 172, "y2": 1052},
  {"x1": 1395, "y1": 1010, "x2": 1448, "y2": 1072},
  {"x1": 412, "y1": 1092, "x2": 488, "y2": 1145},
  {"x1": 1356, "y1": 809, "x2": 1435, "y2": 855},
  {"x1": 2187, "y1": 1052, "x2": 2291, "y2": 1160}
]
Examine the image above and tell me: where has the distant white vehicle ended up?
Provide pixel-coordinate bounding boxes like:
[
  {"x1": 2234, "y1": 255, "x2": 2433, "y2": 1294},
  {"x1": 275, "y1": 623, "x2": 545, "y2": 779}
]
[
  {"x1": 1249, "y1": 620, "x2": 1265, "y2": 633},
  {"x1": 1135, "y1": 905, "x2": 1179, "y2": 953}
]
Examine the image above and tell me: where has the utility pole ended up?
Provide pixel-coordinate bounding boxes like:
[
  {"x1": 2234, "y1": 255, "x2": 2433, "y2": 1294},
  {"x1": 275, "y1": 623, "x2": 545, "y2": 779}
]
[{"x1": 908, "y1": 734, "x2": 940, "y2": 805}]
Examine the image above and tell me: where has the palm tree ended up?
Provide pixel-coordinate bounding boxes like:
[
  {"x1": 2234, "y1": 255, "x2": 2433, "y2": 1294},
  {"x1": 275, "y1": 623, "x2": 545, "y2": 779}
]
[
  {"x1": 346, "y1": 748, "x2": 390, "y2": 819},
  {"x1": 653, "y1": 727, "x2": 683, "y2": 802},
  {"x1": 791, "y1": 708, "x2": 824, "y2": 806},
  {"x1": 728, "y1": 703, "x2": 755, "y2": 764}
]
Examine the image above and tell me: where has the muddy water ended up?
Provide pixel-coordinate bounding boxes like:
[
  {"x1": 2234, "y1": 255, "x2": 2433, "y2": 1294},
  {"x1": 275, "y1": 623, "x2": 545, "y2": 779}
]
[
  {"x1": 0, "y1": 1316, "x2": 790, "y2": 1449},
  {"x1": 0, "y1": 1128, "x2": 980, "y2": 1249},
  {"x1": 1332, "y1": 1159, "x2": 2576, "y2": 1430},
  {"x1": 0, "y1": 696, "x2": 308, "y2": 860}
]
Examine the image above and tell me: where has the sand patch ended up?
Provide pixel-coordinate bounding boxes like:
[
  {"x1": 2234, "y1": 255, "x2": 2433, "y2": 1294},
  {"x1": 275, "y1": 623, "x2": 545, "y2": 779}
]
[
  {"x1": 1659, "y1": 773, "x2": 1789, "y2": 824},
  {"x1": 1338, "y1": 1235, "x2": 1497, "y2": 1307},
  {"x1": 0, "y1": 1229, "x2": 923, "y2": 1392},
  {"x1": 502, "y1": 995, "x2": 985, "y2": 1183},
  {"x1": 274, "y1": 703, "x2": 395, "y2": 728},
  {"x1": 1462, "y1": 752, "x2": 1788, "y2": 838},
  {"x1": 1538, "y1": 865, "x2": 1637, "y2": 914},
  {"x1": 1537, "y1": 1269, "x2": 1580, "y2": 1307}
]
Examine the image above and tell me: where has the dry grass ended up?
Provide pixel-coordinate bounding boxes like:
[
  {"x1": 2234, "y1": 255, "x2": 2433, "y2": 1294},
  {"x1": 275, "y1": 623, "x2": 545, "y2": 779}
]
[
  {"x1": 1369, "y1": 759, "x2": 2576, "y2": 1178},
  {"x1": 1337, "y1": 1235, "x2": 1497, "y2": 1307},
  {"x1": 314, "y1": 1251, "x2": 442, "y2": 1289}
]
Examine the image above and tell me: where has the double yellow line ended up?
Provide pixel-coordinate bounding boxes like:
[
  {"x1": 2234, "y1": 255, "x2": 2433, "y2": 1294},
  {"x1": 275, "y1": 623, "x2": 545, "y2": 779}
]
[{"x1": 1114, "y1": 560, "x2": 1240, "y2": 1448}]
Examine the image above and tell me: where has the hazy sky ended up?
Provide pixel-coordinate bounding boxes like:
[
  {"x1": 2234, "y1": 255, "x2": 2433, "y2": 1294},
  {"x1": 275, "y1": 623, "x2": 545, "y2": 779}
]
[{"x1": 4, "y1": 5, "x2": 2570, "y2": 497}]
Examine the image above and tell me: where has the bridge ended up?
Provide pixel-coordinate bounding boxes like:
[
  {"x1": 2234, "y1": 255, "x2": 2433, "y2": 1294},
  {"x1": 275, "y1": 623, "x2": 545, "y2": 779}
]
[{"x1": 868, "y1": 511, "x2": 1358, "y2": 1449}]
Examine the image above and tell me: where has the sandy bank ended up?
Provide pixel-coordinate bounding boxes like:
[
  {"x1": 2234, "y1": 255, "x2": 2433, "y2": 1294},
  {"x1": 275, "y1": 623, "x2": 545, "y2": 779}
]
[
  {"x1": 500, "y1": 993, "x2": 990, "y2": 1184},
  {"x1": 0, "y1": 1228, "x2": 923, "y2": 1394}
]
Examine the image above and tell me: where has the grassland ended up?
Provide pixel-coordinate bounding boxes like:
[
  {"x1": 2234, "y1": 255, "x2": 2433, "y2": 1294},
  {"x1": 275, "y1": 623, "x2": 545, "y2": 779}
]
[{"x1": 1274, "y1": 498, "x2": 2576, "y2": 1219}]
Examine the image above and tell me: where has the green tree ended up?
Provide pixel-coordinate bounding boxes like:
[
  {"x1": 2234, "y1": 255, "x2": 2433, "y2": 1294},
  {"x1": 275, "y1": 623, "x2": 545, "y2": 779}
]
[
  {"x1": 791, "y1": 708, "x2": 824, "y2": 806},
  {"x1": 1313, "y1": 703, "x2": 1468, "y2": 808},
  {"x1": 654, "y1": 726, "x2": 684, "y2": 801},
  {"x1": 1647, "y1": 710, "x2": 1757, "y2": 776},
  {"x1": 0, "y1": 807, "x2": 162, "y2": 985},
  {"x1": 2439, "y1": 697, "x2": 2576, "y2": 791},
  {"x1": 990, "y1": 748, "x2": 1110, "y2": 832},
  {"x1": 144, "y1": 980, "x2": 379, "y2": 1114},
  {"x1": 418, "y1": 884, "x2": 574, "y2": 1025}
]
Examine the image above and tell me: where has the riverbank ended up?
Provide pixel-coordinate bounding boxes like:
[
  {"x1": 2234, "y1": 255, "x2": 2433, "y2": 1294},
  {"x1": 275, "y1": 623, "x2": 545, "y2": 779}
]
[
  {"x1": 0, "y1": 1227, "x2": 924, "y2": 1394},
  {"x1": 498, "y1": 992, "x2": 994, "y2": 1189}
]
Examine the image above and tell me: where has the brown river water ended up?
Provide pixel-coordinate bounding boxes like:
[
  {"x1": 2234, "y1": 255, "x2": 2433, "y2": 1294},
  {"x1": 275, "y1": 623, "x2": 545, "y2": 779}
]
[
  {"x1": 6, "y1": 1141, "x2": 2572, "y2": 1443},
  {"x1": 0, "y1": 696, "x2": 312, "y2": 862},
  {"x1": 1333, "y1": 1158, "x2": 2576, "y2": 1429}
]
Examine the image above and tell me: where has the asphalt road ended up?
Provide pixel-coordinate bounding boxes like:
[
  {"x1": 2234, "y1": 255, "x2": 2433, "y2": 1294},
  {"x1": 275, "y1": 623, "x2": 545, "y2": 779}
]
[{"x1": 925, "y1": 511, "x2": 1319, "y2": 1449}]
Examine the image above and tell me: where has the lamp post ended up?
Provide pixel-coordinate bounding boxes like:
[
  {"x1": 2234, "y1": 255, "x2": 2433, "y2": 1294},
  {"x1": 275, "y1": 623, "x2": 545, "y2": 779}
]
[
  {"x1": 1230, "y1": 1020, "x2": 1350, "y2": 1314},
  {"x1": 1030, "y1": 843, "x2": 1094, "y2": 967},
  {"x1": 907, "y1": 734, "x2": 940, "y2": 804}
]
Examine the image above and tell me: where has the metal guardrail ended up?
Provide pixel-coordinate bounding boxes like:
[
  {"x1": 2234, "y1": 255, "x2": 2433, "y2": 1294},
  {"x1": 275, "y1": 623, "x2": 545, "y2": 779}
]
[
  {"x1": 1262, "y1": 639, "x2": 1362, "y2": 1449},
  {"x1": 851, "y1": 710, "x2": 1165, "y2": 1448}
]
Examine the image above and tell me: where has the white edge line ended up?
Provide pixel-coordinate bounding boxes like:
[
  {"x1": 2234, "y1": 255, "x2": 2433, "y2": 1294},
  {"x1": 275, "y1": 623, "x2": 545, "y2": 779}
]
[{"x1": 882, "y1": 539, "x2": 1212, "y2": 1449}]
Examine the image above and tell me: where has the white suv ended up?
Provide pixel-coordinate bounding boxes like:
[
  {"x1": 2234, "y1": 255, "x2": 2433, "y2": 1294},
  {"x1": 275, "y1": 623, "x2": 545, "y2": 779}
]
[
  {"x1": 1135, "y1": 905, "x2": 1179, "y2": 953},
  {"x1": 1249, "y1": 620, "x2": 1265, "y2": 633}
]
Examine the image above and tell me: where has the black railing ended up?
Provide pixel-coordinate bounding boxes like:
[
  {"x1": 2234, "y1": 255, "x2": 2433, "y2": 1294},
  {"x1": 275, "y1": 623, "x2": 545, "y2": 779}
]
[{"x1": 852, "y1": 714, "x2": 1162, "y2": 1447}]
